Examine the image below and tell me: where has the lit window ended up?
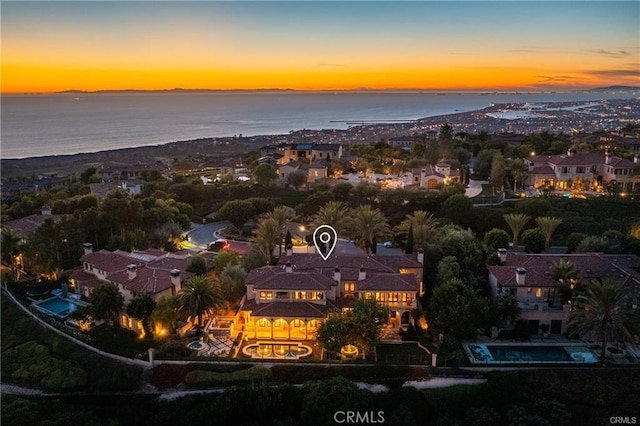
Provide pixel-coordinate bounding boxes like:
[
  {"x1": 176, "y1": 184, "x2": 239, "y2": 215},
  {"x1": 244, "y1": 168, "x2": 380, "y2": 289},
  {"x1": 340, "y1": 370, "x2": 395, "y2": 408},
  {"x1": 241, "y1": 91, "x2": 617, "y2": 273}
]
[
  {"x1": 260, "y1": 291, "x2": 273, "y2": 300},
  {"x1": 295, "y1": 291, "x2": 306, "y2": 300},
  {"x1": 536, "y1": 288, "x2": 542, "y2": 298},
  {"x1": 344, "y1": 282, "x2": 355, "y2": 292},
  {"x1": 364, "y1": 292, "x2": 373, "y2": 299},
  {"x1": 389, "y1": 293, "x2": 399, "y2": 302},
  {"x1": 258, "y1": 319, "x2": 269, "y2": 327}
]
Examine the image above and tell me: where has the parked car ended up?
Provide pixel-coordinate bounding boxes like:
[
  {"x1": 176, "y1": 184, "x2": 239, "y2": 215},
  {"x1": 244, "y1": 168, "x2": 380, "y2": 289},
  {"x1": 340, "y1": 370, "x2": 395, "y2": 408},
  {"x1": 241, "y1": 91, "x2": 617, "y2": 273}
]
[
  {"x1": 209, "y1": 239, "x2": 230, "y2": 251},
  {"x1": 383, "y1": 241, "x2": 393, "y2": 248}
]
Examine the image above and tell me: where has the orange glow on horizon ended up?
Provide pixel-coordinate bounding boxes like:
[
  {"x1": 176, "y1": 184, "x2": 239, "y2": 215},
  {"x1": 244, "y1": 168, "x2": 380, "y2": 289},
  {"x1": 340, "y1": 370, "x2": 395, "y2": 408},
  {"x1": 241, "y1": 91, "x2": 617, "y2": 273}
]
[{"x1": 0, "y1": 63, "x2": 617, "y2": 94}]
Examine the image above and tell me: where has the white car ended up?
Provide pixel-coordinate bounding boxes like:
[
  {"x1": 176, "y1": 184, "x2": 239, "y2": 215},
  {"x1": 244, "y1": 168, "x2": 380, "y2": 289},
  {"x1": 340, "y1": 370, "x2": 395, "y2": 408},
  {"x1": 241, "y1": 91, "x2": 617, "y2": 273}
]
[{"x1": 383, "y1": 241, "x2": 393, "y2": 248}]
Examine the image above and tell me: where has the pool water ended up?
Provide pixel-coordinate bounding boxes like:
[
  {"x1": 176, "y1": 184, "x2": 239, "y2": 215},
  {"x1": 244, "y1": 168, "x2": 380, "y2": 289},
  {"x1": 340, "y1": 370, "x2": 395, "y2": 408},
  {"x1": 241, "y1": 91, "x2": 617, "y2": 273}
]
[
  {"x1": 466, "y1": 344, "x2": 598, "y2": 364},
  {"x1": 33, "y1": 297, "x2": 86, "y2": 319},
  {"x1": 243, "y1": 343, "x2": 312, "y2": 359}
]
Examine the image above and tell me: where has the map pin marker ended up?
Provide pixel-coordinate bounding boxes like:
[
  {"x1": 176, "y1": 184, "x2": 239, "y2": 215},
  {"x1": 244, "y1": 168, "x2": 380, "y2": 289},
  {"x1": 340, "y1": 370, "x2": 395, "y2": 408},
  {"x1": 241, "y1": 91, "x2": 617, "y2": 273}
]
[{"x1": 313, "y1": 225, "x2": 338, "y2": 261}]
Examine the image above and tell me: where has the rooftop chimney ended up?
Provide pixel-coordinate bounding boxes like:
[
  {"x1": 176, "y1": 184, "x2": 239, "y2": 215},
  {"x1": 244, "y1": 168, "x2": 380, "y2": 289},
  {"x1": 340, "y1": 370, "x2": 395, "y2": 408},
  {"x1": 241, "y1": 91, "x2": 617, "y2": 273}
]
[
  {"x1": 333, "y1": 267, "x2": 341, "y2": 282},
  {"x1": 41, "y1": 205, "x2": 52, "y2": 216},
  {"x1": 170, "y1": 269, "x2": 181, "y2": 292},
  {"x1": 605, "y1": 150, "x2": 612, "y2": 165},
  {"x1": 417, "y1": 248, "x2": 424, "y2": 265},
  {"x1": 498, "y1": 248, "x2": 507, "y2": 264},
  {"x1": 567, "y1": 148, "x2": 575, "y2": 157},
  {"x1": 515, "y1": 267, "x2": 526, "y2": 286},
  {"x1": 127, "y1": 264, "x2": 137, "y2": 280},
  {"x1": 82, "y1": 243, "x2": 93, "y2": 255},
  {"x1": 358, "y1": 267, "x2": 366, "y2": 281},
  {"x1": 285, "y1": 261, "x2": 293, "y2": 273}
]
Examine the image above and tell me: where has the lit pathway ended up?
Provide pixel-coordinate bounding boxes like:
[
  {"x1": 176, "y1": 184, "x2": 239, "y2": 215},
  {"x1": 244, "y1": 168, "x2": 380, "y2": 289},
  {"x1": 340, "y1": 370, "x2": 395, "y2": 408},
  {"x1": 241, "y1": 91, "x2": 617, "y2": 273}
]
[{"x1": 465, "y1": 179, "x2": 488, "y2": 198}]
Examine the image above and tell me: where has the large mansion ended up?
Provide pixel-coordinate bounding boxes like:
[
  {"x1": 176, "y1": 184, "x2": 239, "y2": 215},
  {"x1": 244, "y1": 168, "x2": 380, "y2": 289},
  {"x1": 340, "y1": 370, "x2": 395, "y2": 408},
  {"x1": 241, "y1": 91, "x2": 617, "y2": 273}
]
[
  {"x1": 526, "y1": 150, "x2": 640, "y2": 192},
  {"x1": 260, "y1": 142, "x2": 343, "y2": 165},
  {"x1": 70, "y1": 244, "x2": 192, "y2": 332},
  {"x1": 238, "y1": 252, "x2": 424, "y2": 341},
  {"x1": 488, "y1": 252, "x2": 640, "y2": 335}
]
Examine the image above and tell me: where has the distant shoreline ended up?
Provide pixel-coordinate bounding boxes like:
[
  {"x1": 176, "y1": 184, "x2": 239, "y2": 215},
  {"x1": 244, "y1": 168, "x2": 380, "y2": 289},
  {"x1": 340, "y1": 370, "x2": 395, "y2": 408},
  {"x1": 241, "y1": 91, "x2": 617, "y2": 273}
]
[{"x1": 2, "y1": 85, "x2": 638, "y2": 96}]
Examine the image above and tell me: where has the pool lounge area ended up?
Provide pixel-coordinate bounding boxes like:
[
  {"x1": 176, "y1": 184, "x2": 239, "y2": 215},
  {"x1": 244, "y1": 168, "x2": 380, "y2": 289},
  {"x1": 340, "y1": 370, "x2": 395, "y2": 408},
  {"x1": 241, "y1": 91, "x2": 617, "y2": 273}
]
[
  {"x1": 32, "y1": 296, "x2": 89, "y2": 319},
  {"x1": 464, "y1": 342, "x2": 599, "y2": 365}
]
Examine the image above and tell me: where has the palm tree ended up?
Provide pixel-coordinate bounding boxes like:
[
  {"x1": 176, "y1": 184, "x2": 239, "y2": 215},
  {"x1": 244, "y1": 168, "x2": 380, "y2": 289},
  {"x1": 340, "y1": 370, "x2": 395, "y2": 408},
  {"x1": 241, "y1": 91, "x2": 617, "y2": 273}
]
[
  {"x1": 569, "y1": 281, "x2": 640, "y2": 364},
  {"x1": 265, "y1": 206, "x2": 294, "y2": 256},
  {"x1": 349, "y1": 205, "x2": 390, "y2": 254},
  {"x1": 551, "y1": 259, "x2": 581, "y2": 305},
  {"x1": 311, "y1": 201, "x2": 351, "y2": 235},
  {"x1": 503, "y1": 213, "x2": 530, "y2": 248},
  {"x1": 536, "y1": 216, "x2": 562, "y2": 252},
  {"x1": 400, "y1": 210, "x2": 439, "y2": 250},
  {"x1": 253, "y1": 217, "x2": 280, "y2": 262},
  {"x1": 510, "y1": 159, "x2": 528, "y2": 191},
  {"x1": 178, "y1": 275, "x2": 220, "y2": 327}
]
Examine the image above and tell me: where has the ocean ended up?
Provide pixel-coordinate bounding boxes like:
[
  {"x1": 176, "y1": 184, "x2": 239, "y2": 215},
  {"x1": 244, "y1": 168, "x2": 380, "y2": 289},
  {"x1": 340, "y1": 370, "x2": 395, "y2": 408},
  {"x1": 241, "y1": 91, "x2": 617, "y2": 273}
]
[{"x1": 1, "y1": 91, "x2": 635, "y2": 159}]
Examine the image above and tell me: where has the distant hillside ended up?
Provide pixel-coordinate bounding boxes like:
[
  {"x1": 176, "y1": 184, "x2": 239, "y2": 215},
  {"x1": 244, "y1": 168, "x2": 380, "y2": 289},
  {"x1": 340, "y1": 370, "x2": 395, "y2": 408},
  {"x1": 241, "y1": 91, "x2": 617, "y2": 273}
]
[{"x1": 587, "y1": 85, "x2": 640, "y2": 92}]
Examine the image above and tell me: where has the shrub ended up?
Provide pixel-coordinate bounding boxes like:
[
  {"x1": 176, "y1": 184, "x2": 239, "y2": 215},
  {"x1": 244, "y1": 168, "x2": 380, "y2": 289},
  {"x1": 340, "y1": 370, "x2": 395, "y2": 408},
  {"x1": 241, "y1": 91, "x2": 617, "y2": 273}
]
[
  {"x1": 184, "y1": 366, "x2": 272, "y2": 388},
  {"x1": 521, "y1": 228, "x2": 545, "y2": 253}
]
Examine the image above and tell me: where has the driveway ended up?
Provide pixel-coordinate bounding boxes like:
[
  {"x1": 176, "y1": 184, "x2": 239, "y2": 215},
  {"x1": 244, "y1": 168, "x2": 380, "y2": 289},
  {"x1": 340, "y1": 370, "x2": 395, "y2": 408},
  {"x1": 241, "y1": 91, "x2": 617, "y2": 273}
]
[
  {"x1": 186, "y1": 222, "x2": 249, "y2": 254},
  {"x1": 466, "y1": 179, "x2": 488, "y2": 198}
]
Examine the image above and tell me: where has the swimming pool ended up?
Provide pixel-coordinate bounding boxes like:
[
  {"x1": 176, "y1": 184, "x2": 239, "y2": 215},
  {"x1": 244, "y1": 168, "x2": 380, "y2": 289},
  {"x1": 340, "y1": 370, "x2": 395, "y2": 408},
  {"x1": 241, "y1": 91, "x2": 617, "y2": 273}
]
[
  {"x1": 32, "y1": 297, "x2": 88, "y2": 319},
  {"x1": 242, "y1": 343, "x2": 312, "y2": 359},
  {"x1": 464, "y1": 343, "x2": 598, "y2": 364}
]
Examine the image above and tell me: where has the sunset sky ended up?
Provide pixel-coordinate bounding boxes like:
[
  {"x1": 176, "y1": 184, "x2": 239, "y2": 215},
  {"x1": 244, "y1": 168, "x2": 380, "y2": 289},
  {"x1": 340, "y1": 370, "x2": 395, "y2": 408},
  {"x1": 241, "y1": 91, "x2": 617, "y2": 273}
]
[{"x1": 2, "y1": 1, "x2": 639, "y2": 93}]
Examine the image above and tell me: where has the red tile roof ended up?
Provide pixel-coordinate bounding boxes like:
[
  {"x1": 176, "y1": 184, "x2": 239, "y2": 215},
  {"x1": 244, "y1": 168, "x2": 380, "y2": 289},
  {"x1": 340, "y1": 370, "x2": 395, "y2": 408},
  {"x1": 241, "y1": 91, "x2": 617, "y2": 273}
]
[
  {"x1": 241, "y1": 298, "x2": 339, "y2": 318},
  {"x1": 358, "y1": 273, "x2": 418, "y2": 291},
  {"x1": 488, "y1": 253, "x2": 640, "y2": 288}
]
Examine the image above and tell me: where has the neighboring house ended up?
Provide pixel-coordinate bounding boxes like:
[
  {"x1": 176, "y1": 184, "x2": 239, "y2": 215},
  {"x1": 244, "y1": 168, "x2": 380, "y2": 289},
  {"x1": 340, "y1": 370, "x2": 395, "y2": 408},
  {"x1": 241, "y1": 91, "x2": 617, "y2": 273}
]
[
  {"x1": 260, "y1": 143, "x2": 342, "y2": 165},
  {"x1": 70, "y1": 244, "x2": 192, "y2": 334},
  {"x1": 0, "y1": 176, "x2": 71, "y2": 201},
  {"x1": 89, "y1": 180, "x2": 145, "y2": 199},
  {"x1": 1, "y1": 206, "x2": 63, "y2": 241},
  {"x1": 277, "y1": 161, "x2": 302, "y2": 180},
  {"x1": 572, "y1": 132, "x2": 640, "y2": 153},
  {"x1": 304, "y1": 161, "x2": 328, "y2": 183},
  {"x1": 388, "y1": 136, "x2": 414, "y2": 150},
  {"x1": 411, "y1": 164, "x2": 460, "y2": 189},
  {"x1": 238, "y1": 252, "x2": 424, "y2": 340},
  {"x1": 97, "y1": 163, "x2": 164, "y2": 182},
  {"x1": 526, "y1": 150, "x2": 640, "y2": 192},
  {"x1": 487, "y1": 252, "x2": 640, "y2": 335}
]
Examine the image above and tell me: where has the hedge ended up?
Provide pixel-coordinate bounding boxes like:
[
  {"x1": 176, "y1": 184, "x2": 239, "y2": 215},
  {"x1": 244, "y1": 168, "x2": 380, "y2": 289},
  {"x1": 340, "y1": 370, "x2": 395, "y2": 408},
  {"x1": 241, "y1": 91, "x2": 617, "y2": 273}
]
[{"x1": 184, "y1": 366, "x2": 273, "y2": 388}]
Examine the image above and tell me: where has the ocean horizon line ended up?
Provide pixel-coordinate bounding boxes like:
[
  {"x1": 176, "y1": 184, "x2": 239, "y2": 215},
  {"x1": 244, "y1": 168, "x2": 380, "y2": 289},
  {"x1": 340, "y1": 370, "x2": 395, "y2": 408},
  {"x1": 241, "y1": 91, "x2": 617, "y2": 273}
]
[{"x1": 2, "y1": 85, "x2": 639, "y2": 96}]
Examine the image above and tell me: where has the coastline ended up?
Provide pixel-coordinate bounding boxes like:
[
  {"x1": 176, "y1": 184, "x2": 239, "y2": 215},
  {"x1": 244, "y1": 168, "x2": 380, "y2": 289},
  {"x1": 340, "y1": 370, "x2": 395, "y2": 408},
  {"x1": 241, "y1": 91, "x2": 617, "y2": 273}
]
[{"x1": 2, "y1": 97, "x2": 637, "y2": 178}]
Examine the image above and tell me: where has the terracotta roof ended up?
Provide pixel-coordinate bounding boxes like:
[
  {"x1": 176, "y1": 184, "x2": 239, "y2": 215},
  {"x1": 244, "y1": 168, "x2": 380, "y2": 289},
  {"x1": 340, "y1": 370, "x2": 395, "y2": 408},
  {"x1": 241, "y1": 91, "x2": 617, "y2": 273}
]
[
  {"x1": 241, "y1": 298, "x2": 339, "y2": 318},
  {"x1": 488, "y1": 253, "x2": 640, "y2": 289},
  {"x1": 530, "y1": 153, "x2": 634, "y2": 168},
  {"x1": 530, "y1": 165, "x2": 555, "y2": 175},
  {"x1": 251, "y1": 271, "x2": 336, "y2": 290},
  {"x1": 80, "y1": 249, "x2": 192, "y2": 295},
  {"x1": 1, "y1": 214, "x2": 65, "y2": 237},
  {"x1": 358, "y1": 273, "x2": 418, "y2": 291},
  {"x1": 278, "y1": 253, "x2": 423, "y2": 272}
]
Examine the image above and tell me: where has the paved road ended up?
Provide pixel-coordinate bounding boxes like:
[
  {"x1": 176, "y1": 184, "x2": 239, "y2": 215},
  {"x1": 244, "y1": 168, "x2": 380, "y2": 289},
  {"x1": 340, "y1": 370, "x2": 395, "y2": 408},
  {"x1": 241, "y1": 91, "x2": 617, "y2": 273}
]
[
  {"x1": 186, "y1": 222, "x2": 250, "y2": 254},
  {"x1": 188, "y1": 222, "x2": 401, "y2": 257}
]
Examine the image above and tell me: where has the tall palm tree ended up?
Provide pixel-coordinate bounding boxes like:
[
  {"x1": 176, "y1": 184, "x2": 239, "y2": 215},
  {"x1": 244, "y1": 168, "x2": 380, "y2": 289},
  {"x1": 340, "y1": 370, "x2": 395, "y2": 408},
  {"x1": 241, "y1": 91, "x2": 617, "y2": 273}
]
[
  {"x1": 510, "y1": 159, "x2": 528, "y2": 192},
  {"x1": 536, "y1": 216, "x2": 562, "y2": 252},
  {"x1": 311, "y1": 201, "x2": 351, "y2": 235},
  {"x1": 569, "y1": 281, "x2": 640, "y2": 364},
  {"x1": 265, "y1": 205, "x2": 295, "y2": 256},
  {"x1": 503, "y1": 213, "x2": 530, "y2": 248},
  {"x1": 178, "y1": 275, "x2": 220, "y2": 327},
  {"x1": 253, "y1": 217, "x2": 280, "y2": 261},
  {"x1": 551, "y1": 259, "x2": 581, "y2": 305},
  {"x1": 349, "y1": 205, "x2": 390, "y2": 254},
  {"x1": 400, "y1": 210, "x2": 439, "y2": 250}
]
